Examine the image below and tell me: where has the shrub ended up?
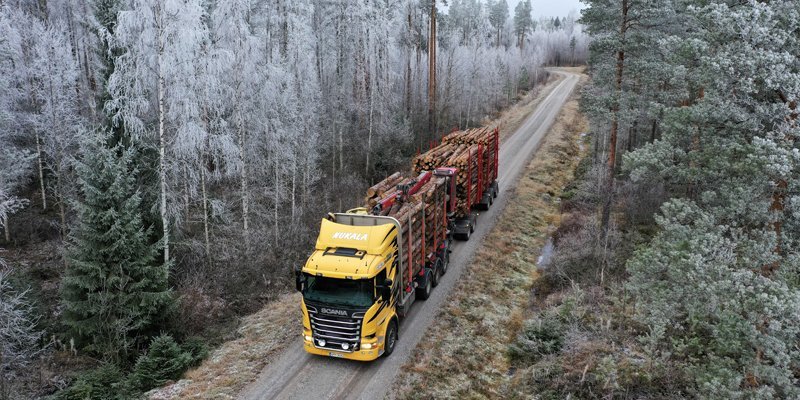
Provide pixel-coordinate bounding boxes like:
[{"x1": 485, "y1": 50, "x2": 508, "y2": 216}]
[
  {"x1": 128, "y1": 334, "x2": 193, "y2": 393},
  {"x1": 55, "y1": 364, "x2": 134, "y2": 400},
  {"x1": 179, "y1": 336, "x2": 209, "y2": 366},
  {"x1": 508, "y1": 312, "x2": 565, "y2": 364}
]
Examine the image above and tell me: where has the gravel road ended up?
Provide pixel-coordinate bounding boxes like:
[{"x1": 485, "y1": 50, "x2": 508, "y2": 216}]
[{"x1": 238, "y1": 70, "x2": 581, "y2": 400}]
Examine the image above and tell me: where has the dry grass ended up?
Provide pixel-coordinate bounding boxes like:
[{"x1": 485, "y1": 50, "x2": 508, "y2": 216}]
[
  {"x1": 391, "y1": 75, "x2": 588, "y2": 399},
  {"x1": 146, "y1": 292, "x2": 300, "y2": 399}
]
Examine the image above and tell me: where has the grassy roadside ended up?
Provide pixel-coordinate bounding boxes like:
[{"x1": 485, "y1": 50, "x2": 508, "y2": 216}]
[
  {"x1": 392, "y1": 73, "x2": 589, "y2": 399},
  {"x1": 147, "y1": 293, "x2": 299, "y2": 399}
]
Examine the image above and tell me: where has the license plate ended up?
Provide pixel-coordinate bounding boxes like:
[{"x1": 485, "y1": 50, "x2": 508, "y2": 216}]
[{"x1": 329, "y1": 351, "x2": 344, "y2": 358}]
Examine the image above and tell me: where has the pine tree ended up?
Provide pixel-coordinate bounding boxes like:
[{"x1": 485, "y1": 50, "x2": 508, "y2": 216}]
[
  {"x1": 61, "y1": 134, "x2": 171, "y2": 361},
  {"x1": 513, "y1": 0, "x2": 532, "y2": 49},
  {"x1": 488, "y1": 0, "x2": 509, "y2": 47}
]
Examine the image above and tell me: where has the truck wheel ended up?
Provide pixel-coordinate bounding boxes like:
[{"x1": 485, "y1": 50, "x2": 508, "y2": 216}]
[
  {"x1": 441, "y1": 251, "x2": 449, "y2": 275},
  {"x1": 383, "y1": 320, "x2": 398, "y2": 357},
  {"x1": 416, "y1": 271, "x2": 432, "y2": 300},
  {"x1": 431, "y1": 261, "x2": 442, "y2": 287},
  {"x1": 493, "y1": 182, "x2": 499, "y2": 198}
]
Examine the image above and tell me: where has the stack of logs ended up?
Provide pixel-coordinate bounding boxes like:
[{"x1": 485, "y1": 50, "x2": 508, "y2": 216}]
[
  {"x1": 364, "y1": 172, "x2": 447, "y2": 275},
  {"x1": 442, "y1": 127, "x2": 497, "y2": 204},
  {"x1": 413, "y1": 127, "x2": 499, "y2": 217}
]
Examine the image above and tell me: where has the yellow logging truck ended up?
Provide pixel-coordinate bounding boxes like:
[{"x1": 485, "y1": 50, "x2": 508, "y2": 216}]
[{"x1": 295, "y1": 128, "x2": 499, "y2": 361}]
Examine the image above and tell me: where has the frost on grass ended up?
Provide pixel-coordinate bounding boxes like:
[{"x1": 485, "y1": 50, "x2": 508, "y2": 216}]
[{"x1": 147, "y1": 292, "x2": 300, "y2": 399}]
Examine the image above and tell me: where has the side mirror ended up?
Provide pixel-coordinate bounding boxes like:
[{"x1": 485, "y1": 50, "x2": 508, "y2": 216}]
[
  {"x1": 379, "y1": 279, "x2": 392, "y2": 300},
  {"x1": 295, "y1": 270, "x2": 306, "y2": 292}
]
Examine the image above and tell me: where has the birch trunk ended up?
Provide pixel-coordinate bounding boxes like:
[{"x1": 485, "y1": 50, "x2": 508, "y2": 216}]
[
  {"x1": 365, "y1": 84, "x2": 374, "y2": 177},
  {"x1": 274, "y1": 160, "x2": 279, "y2": 247},
  {"x1": 35, "y1": 133, "x2": 46, "y2": 211},
  {"x1": 238, "y1": 115, "x2": 250, "y2": 251},
  {"x1": 201, "y1": 163, "x2": 210, "y2": 258},
  {"x1": 291, "y1": 157, "x2": 297, "y2": 225},
  {"x1": 156, "y1": 5, "x2": 170, "y2": 264}
]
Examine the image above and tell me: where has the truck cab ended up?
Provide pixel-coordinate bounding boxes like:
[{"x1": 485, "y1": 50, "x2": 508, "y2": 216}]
[{"x1": 296, "y1": 215, "x2": 402, "y2": 361}]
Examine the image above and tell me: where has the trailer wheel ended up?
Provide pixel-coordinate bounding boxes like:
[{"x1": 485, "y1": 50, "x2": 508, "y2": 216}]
[
  {"x1": 383, "y1": 320, "x2": 398, "y2": 357},
  {"x1": 431, "y1": 260, "x2": 443, "y2": 287},
  {"x1": 416, "y1": 271, "x2": 432, "y2": 300},
  {"x1": 441, "y1": 251, "x2": 449, "y2": 275}
]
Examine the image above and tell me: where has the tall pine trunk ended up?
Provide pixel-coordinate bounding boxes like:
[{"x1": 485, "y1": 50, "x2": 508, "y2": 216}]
[
  {"x1": 427, "y1": 1, "x2": 437, "y2": 136},
  {"x1": 600, "y1": 0, "x2": 628, "y2": 236}
]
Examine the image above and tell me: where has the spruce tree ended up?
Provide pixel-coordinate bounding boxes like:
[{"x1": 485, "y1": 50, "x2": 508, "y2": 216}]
[{"x1": 61, "y1": 134, "x2": 171, "y2": 361}]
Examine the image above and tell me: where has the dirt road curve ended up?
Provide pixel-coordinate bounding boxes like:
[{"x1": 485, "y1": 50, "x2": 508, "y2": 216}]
[{"x1": 238, "y1": 70, "x2": 581, "y2": 400}]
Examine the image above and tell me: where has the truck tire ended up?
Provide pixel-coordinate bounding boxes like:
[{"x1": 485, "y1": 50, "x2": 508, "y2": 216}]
[
  {"x1": 431, "y1": 260, "x2": 443, "y2": 287},
  {"x1": 416, "y1": 271, "x2": 432, "y2": 300},
  {"x1": 383, "y1": 320, "x2": 398, "y2": 357},
  {"x1": 441, "y1": 251, "x2": 449, "y2": 276}
]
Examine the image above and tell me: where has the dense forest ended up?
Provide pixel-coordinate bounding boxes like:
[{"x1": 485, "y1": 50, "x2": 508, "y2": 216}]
[
  {"x1": 0, "y1": 0, "x2": 587, "y2": 398},
  {"x1": 507, "y1": 0, "x2": 800, "y2": 398}
]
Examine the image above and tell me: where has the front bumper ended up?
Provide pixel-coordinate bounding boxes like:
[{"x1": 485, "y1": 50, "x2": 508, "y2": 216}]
[{"x1": 303, "y1": 338, "x2": 383, "y2": 361}]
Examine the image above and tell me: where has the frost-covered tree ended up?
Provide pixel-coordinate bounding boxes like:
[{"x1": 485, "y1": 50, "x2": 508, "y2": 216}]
[
  {"x1": 30, "y1": 22, "x2": 84, "y2": 232},
  {"x1": 0, "y1": 148, "x2": 31, "y2": 243},
  {"x1": 0, "y1": 270, "x2": 44, "y2": 400},
  {"x1": 580, "y1": 0, "x2": 681, "y2": 232},
  {"x1": 628, "y1": 200, "x2": 800, "y2": 398},
  {"x1": 487, "y1": 0, "x2": 509, "y2": 47},
  {"x1": 108, "y1": 0, "x2": 207, "y2": 264},
  {"x1": 513, "y1": 0, "x2": 532, "y2": 48},
  {"x1": 61, "y1": 135, "x2": 171, "y2": 361},
  {"x1": 0, "y1": 6, "x2": 83, "y2": 230},
  {"x1": 617, "y1": 0, "x2": 800, "y2": 395}
]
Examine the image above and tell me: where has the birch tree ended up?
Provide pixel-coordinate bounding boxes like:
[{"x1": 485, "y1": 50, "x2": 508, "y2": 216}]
[{"x1": 108, "y1": 0, "x2": 207, "y2": 265}]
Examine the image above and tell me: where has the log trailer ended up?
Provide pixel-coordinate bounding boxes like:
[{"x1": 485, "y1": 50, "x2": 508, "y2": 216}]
[{"x1": 295, "y1": 127, "x2": 499, "y2": 361}]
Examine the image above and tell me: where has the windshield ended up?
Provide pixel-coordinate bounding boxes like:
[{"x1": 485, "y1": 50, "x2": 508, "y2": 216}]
[{"x1": 303, "y1": 274, "x2": 374, "y2": 308}]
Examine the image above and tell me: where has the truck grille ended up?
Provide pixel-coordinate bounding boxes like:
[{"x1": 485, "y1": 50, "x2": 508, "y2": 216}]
[{"x1": 307, "y1": 305, "x2": 364, "y2": 352}]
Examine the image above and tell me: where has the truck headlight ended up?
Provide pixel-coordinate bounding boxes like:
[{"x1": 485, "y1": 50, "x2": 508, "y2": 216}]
[
  {"x1": 361, "y1": 343, "x2": 373, "y2": 349},
  {"x1": 318, "y1": 339, "x2": 326, "y2": 347},
  {"x1": 341, "y1": 343, "x2": 350, "y2": 350},
  {"x1": 304, "y1": 335, "x2": 312, "y2": 342}
]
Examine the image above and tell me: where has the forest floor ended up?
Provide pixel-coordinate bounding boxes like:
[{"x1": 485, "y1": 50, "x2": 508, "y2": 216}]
[
  {"x1": 391, "y1": 71, "x2": 589, "y2": 399},
  {"x1": 146, "y1": 71, "x2": 574, "y2": 399}
]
